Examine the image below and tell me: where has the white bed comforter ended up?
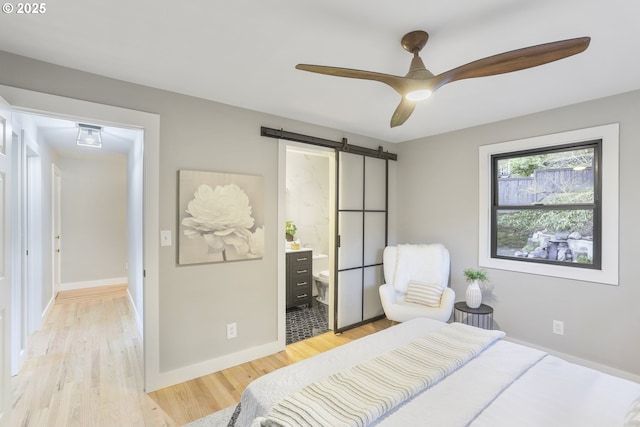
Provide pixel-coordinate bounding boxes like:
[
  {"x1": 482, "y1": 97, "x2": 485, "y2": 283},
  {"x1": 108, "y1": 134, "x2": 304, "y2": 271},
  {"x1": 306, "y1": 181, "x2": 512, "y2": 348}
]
[
  {"x1": 236, "y1": 318, "x2": 640, "y2": 427},
  {"x1": 237, "y1": 319, "x2": 447, "y2": 426},
  {"x1": 471, "y1": 354, "x2": 640, "y2": 427}
]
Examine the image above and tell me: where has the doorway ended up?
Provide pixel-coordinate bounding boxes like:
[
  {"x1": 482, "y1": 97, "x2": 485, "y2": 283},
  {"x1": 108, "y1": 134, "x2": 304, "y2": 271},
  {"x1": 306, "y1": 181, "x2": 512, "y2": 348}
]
[
  {"x1": 0, "y1": 84, "x2": 163, "y2": 393},
  {"x1": 9, "y1": 126, "x2": 43, "y2": 375},
  {"x1": 9, "y1": 111, "x2": 143, "y2": 378},
  {"x1": 277, "y1": 133, "x2": 394, "y2": 342},
  {"x1": 284, "y1": 144, "x2": 336, "y2": 344}
]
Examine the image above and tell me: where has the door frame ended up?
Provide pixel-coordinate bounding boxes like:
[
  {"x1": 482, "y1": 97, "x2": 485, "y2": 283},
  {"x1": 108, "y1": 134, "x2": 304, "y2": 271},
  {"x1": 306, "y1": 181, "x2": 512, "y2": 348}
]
[
  {"x1": 0, "y1": 95, "x2": 13, "y2": 427},
  {"x1": 0, "y1": 85, "x2": 162, "y2": 392},
  {"x1": 10, "y1": 128, "x2": 25, "y2": 376},
  {"x1": 11, "y1": 129, "x2": 44, "y2": 376}
]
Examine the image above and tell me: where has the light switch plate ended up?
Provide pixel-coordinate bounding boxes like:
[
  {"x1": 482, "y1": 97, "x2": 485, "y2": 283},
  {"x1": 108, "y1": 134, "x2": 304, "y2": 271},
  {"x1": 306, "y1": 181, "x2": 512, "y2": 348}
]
[{"x1": 160, "y1": 230, "x2": 172, "y2": 246}]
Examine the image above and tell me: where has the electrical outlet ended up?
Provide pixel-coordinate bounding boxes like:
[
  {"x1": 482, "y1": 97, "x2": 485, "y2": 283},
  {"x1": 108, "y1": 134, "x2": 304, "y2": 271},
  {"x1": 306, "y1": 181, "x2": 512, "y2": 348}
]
[
  {"x1": 553, "y1": 320, "x2": 564, "y2": 335},
  {"x1": 226, "y1": 323, "x2": 237, "y2": 339}
]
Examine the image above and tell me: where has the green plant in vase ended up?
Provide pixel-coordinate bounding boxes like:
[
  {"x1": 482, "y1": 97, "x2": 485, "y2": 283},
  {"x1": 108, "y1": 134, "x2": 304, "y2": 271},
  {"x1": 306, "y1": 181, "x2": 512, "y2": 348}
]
[
  {"x1": 463, "y1": 268, "x2": 488, "y2": 309},
  {"x1": 285, "y1": 221, "x2": 297, "y2": 242},
  {"x1": 463, "y1": 268, "x2": 488, "y2": 284}
]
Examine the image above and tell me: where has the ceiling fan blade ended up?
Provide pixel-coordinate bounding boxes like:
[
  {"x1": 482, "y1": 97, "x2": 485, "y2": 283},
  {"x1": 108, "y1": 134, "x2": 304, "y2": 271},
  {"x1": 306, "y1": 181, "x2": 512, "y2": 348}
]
[
  {"x1": 390, "y1": 99, "x2": 416, "y2": 128},
  {"x1": 296, "y1": 64, "x2": 410, "y2": 95},
  {"x1": 432, "y1": 37, "x2": 590, "y2": 89}
]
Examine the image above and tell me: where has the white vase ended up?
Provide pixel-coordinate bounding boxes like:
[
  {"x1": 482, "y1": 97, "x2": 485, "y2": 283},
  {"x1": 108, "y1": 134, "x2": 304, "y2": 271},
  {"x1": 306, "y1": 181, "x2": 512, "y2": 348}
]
[{"x1": 465, "y1": 279, "x2": 482, "y2": 308}]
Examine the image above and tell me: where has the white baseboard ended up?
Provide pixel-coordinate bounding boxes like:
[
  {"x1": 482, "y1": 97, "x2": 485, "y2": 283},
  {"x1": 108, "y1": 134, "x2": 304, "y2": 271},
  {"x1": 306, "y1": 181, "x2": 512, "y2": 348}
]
[
  {"x1": 147, "y1": 340, "x2": 285, "y2": 392},
  {"x1": 504, "y1": 336, "x2": 640, "y2": 383},
  {"x1": 59, "y1": 276, "x2": 128, "y2": 292},
  {"x1": 41, "y1": 295, "x2": 54, "y2": 322}
]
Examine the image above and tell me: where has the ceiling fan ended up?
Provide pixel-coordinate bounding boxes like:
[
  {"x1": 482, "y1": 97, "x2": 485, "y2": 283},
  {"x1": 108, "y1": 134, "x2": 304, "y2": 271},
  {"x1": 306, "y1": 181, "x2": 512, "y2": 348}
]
[{"x1": 296, "y1": 31, "x2": 590, "y2": 128}]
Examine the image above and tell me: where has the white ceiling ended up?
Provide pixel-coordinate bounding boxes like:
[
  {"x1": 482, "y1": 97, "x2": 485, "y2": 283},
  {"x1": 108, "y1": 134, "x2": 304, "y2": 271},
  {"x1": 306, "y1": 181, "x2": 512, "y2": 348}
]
[
  {"x1": 16, "y1": 113, "x2": 139, "y2": 159},
  {"x1": 2, "y1": 0, "x2": 639, "y2": 143}
]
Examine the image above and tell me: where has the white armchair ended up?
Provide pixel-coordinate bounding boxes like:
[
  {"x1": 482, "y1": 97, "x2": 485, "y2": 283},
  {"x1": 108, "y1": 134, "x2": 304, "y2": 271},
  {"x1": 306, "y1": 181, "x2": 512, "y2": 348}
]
[{"x1": 379, "y1": 244, "x2": 455, "y2": 323}]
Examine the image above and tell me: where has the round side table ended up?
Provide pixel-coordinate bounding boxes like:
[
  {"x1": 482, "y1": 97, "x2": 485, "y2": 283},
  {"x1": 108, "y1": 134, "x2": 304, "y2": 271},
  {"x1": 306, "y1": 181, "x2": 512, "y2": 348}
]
[{"x1": 454, "y1": 302, "x2": 494, "y2": 330}]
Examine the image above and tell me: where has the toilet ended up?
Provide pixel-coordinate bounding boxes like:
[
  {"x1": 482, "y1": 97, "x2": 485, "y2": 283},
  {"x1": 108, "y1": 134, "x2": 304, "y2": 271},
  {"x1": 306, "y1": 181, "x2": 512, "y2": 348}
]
[{"x1": 312, "y1": 253, "x2": 330, "y2": 305}]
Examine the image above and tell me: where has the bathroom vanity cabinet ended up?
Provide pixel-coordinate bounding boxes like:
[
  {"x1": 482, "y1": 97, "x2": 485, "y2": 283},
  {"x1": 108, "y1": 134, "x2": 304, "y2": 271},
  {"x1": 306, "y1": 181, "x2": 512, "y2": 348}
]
[{"x1": 286, "y1": 250, "x2": 312, "y2": 308}]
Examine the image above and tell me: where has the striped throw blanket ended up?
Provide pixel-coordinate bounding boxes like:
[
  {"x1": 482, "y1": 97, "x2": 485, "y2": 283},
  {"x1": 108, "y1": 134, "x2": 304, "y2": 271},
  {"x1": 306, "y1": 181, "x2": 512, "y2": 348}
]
[{"x1": 257, "y1": 323, "x2": 504, "y2": 427}]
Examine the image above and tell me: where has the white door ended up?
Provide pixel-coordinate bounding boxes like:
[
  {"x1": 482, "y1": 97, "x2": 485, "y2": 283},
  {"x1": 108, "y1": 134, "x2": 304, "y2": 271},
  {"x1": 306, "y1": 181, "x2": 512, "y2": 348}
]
[
  {"x1": 10, "y1": 129, "x2": 25, "y2": 376},
  {"x1": 52, "y1": 165, "x2": 61, "y2": 295},
  {"x1": 0, "y1": 96, "x2": 13, "y2": 426},
  {"x1": 335, "y1": 152, "x2": 387, "y2": 331}
]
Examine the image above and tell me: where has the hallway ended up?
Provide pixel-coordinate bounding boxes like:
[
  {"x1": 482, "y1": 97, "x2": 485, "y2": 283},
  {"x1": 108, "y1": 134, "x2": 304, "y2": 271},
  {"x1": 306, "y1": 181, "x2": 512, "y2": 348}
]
[{"x1": 10, "y1": 285, "x2": 173, "y2": 427}]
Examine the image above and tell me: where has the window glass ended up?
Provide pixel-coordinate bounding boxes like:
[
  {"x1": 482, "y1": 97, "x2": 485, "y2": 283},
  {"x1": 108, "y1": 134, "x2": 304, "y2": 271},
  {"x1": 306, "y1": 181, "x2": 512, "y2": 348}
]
[
  {"x1": 495, "y1": 209, "x2": 594, "y2": 264},
  {"x1": 496, "y1": 148, "x2": 594, "y2": 206},
  {"x1": 492, "y1": 142, "x2": 600, "y2": 269}
]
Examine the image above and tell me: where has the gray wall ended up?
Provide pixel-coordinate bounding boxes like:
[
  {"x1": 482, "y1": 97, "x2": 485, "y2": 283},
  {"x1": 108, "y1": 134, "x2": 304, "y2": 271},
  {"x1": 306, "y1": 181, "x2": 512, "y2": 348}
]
[
  {"x1": 0, "y1": 51, "x2": 395, "y2": 374},
  {"x1": 397, "y1": 89, "x2": 640, "y2": 376},
  {"x1": 59, "y1": 155, "x2": 128, "y2": 284}
]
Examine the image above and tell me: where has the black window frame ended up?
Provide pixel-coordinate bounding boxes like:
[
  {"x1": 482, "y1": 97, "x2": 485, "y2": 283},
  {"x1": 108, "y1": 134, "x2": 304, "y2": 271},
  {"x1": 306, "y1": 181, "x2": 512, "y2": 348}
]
[{"x1": 490, "y1": 139, "x2": 602, "y2": 270}]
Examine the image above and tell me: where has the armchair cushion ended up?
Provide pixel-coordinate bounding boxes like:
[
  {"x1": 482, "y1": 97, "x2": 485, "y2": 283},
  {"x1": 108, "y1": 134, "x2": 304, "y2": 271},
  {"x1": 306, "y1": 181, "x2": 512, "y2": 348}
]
[{"x1": 404, "y1": 282, "x2": 444, "y2": 307}]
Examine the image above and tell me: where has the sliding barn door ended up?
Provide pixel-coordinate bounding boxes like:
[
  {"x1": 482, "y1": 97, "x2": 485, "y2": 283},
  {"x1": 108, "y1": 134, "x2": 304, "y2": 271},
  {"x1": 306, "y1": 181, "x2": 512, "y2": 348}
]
[{"x1": 335, "y1": 152, "x2": 387, "y2": 331}]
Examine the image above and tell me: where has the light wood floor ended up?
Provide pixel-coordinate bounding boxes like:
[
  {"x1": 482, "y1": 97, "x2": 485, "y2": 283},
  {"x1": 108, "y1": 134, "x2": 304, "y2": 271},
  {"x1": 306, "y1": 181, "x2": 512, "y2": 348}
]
[
  {"x1": 10, "y1": 284, "x2": 174, "y2": 427},
  {"x1": 11, "y1": 285, "x2": 392, "y2": 426}
]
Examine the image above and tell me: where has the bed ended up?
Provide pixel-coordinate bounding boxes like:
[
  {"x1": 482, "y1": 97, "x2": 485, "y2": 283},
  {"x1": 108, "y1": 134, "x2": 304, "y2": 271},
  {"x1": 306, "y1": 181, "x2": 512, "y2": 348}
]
[{"x1": 233, "y1": 318, "x2": 640, "y2": 426}]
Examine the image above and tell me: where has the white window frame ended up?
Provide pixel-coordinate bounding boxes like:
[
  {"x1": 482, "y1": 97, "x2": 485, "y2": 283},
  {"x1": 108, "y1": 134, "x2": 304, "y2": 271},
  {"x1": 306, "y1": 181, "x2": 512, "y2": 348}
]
[{"x1": 478, "y1": 123, "x2": 619, "y2": 285}]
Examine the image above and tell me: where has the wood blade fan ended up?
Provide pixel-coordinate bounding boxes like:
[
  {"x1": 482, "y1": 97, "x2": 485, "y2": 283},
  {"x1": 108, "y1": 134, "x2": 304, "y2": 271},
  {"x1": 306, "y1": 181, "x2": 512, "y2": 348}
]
[{"x1": 296, "y1": 31, "x2": 590, "y2": 128}]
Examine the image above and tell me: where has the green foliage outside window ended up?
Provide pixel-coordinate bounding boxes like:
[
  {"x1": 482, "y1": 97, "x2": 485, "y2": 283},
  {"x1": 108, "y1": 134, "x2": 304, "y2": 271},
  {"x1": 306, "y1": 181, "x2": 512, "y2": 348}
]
[
  {"x1": 497, "y1": 190, "x2": 594, "y2": 236},
  {"x1": 505, "y1": 149, "x2": 593, "y2": 177},
  {"x1": 509, "y1": 155, "x2": 545, "y2": 177}
]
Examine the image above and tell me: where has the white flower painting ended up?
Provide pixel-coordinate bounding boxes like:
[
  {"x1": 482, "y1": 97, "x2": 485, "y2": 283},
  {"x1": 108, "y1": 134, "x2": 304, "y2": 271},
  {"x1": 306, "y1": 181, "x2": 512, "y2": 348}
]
[{"x1": 178, "y1": 170, "x2": 264, "y2": 265}]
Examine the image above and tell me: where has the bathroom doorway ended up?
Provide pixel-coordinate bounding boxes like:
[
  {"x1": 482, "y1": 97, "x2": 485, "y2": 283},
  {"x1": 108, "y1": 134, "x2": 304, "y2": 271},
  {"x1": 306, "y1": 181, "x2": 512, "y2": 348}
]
[{"x1": 284, "y1": 144, "x2": 336, "y2": 345}]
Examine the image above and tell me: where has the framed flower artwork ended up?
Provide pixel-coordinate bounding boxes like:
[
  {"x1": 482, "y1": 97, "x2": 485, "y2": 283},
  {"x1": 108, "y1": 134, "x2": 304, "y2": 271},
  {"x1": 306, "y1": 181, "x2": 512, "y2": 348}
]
[{"x1": 178, "y1": 170, "x2": 264, "y2": 265}]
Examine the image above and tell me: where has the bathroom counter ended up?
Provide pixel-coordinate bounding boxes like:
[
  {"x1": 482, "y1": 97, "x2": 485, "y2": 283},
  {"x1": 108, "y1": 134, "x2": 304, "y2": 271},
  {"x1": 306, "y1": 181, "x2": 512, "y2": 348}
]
[{"x1": 285, "y1": 247, "x2": 312, "y2": 253}]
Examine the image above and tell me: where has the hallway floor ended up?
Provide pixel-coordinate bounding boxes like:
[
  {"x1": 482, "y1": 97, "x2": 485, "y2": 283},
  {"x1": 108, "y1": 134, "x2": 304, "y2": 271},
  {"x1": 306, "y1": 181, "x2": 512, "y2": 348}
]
[{"x1": 10, "y1": 285, "x2": 174, "y2": 427}]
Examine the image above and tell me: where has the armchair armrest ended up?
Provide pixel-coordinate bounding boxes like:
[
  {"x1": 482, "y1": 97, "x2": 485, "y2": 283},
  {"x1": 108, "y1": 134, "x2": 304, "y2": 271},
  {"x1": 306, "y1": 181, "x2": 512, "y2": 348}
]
[
  {"x1": 440, "y1": 287, "x2": 456, "y2": 310},
  {"x1": 379, "y1": 283, "x2": 397, "y2": 304}
]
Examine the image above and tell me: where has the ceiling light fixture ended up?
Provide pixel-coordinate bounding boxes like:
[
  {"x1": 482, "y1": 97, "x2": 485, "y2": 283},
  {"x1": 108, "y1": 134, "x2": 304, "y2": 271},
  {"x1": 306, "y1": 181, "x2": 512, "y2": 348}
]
[
  {"x1": 405, "y1": 89, "x2": 432, "y2": 102},
  {"x1": 76, "y1": 123, "x2": 102, "y2": 148}
]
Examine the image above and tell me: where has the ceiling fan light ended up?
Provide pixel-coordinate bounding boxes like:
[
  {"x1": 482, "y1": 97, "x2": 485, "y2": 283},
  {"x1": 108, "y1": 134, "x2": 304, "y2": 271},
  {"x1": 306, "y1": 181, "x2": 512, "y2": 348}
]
[
  {"x1": 77, "y1": 123, "x2": 103, "y2": 148},
  {"x1": 405, "y1": 89, "x2": 432, "y2": 102}
]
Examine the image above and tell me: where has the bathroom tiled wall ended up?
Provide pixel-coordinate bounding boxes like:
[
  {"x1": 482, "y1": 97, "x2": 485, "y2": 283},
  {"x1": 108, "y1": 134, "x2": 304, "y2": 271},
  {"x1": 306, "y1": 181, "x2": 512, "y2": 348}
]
[{"x1": 286, "y1": 150, "x2": 331, "y2": 256}]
